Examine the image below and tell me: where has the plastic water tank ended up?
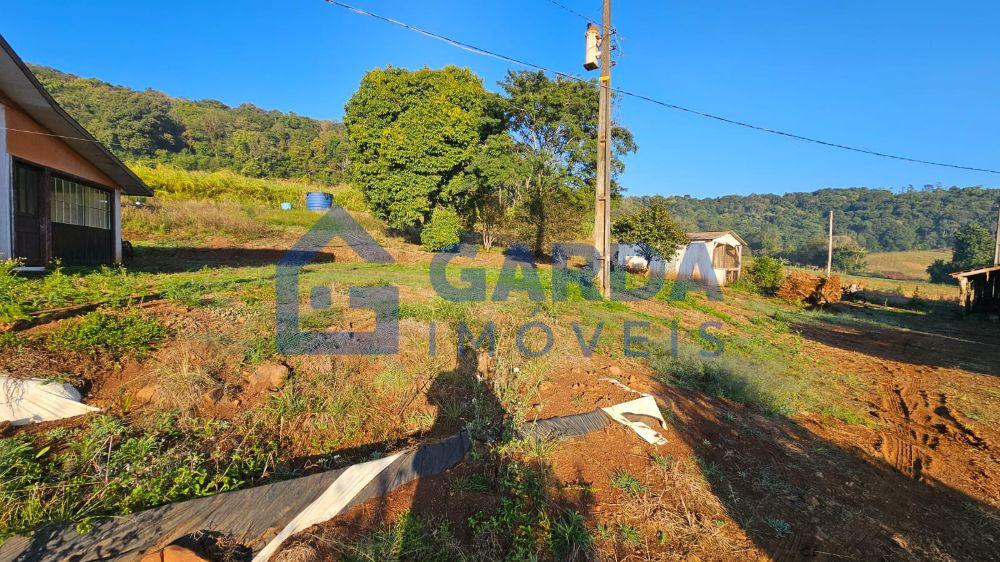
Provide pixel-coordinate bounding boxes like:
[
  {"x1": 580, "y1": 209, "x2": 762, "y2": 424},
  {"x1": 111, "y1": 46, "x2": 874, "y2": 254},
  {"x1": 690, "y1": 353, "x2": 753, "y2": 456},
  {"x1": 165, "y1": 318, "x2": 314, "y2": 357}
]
[{"x1": 305, "y1": 192, "x2": 333, "y2": 212}]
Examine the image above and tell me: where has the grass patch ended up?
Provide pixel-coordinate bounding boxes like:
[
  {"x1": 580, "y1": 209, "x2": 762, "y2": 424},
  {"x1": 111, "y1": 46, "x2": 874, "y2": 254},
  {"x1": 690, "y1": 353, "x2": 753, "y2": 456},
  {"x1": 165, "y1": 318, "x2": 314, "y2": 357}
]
[
  {"x1": 47, "y1": 310, "x2": 167, "y2": 359},
  {"x1": 0, "y1": 414, "x2": 277, "y2": 541}
]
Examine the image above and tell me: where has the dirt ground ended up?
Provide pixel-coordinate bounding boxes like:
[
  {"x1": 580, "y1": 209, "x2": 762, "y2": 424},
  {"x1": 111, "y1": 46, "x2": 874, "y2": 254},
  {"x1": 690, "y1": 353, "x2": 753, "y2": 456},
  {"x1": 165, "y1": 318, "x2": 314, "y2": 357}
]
[{"x1": 273, "y1": 303, "x2": 999, "y2": 560}]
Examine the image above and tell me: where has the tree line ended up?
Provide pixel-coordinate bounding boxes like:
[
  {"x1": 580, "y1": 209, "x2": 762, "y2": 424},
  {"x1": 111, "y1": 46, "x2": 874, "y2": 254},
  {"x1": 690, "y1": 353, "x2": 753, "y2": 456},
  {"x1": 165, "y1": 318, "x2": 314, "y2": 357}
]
[
  {"x1": 34, "y1": 63, "x2": 999, "y2": 263},
  {"x1": 31, "y1": 65, "x2": 350, "y2": 184},
  {"x1": 623, "y1": 186, "x2": 1000, "y2": 263}
]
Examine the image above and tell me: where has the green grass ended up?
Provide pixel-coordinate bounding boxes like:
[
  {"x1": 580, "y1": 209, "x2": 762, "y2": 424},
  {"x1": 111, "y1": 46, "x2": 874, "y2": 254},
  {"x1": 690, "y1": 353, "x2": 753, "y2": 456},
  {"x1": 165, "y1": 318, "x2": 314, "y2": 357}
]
[
  {"x1": 46, "y1": 310, "x2": 167, "y2": 359},
  {"x1": 0, "y1": 414, "x2": 277, "y2": 541}
]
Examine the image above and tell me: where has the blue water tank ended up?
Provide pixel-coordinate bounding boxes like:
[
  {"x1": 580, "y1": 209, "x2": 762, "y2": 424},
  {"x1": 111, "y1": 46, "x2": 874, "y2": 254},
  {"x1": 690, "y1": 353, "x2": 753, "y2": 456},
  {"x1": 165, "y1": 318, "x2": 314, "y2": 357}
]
[{"x1": 305, "y1": 192, "x2": 334, "y2": 212}]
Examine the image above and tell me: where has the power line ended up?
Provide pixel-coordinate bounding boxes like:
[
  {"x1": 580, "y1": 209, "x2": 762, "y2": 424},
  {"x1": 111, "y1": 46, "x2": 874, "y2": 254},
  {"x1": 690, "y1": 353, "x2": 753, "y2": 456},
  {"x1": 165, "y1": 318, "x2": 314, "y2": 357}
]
[
  {"x1": 543, "y1": 0, "x2": 598, "y2": 26},
  {"x1": 323, "y1": 0, "x2": 1000, "y2": 175}
]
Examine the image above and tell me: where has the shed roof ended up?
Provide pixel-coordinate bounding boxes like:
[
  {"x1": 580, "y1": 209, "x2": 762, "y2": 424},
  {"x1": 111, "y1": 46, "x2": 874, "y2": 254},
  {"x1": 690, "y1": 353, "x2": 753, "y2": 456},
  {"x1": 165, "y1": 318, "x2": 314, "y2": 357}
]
[
  {"x1": 686, "y1": 231, "x2": 748, "y2": 246},
  {"x1": 950, "y1": 264, "x2": 1000, "y2": 279},
  {"x1": 0, "y1": 34, "x2": 151, "y2": 196}
]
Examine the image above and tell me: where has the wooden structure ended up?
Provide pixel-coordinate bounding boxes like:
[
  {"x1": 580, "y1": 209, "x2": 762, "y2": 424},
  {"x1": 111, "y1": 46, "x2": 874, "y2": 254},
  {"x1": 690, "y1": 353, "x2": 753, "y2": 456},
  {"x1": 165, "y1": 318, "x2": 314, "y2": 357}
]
[
  {"x1": 617, "y1": 230, "x2": 746, "y2": 286},
  {"x1": 951, "y1": 265, "x2": 1000, "y2": 315},
  {"x1": 0, "y1": 33, "x2": 151, "y2": 268}
]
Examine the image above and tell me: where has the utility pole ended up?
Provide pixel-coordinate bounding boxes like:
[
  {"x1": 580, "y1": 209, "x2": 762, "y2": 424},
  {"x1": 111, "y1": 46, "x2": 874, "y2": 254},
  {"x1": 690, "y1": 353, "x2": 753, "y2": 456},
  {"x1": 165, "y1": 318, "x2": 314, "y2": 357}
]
[
  {"x1": 586, "y1": 0, "x2": 613, "y2": 298},
  {"x1": 994, "y1": 205, "x2": 1000, "y2": 266},
  {"x1": 826, "y1": 210, "x2": 834, "y2": 277}
]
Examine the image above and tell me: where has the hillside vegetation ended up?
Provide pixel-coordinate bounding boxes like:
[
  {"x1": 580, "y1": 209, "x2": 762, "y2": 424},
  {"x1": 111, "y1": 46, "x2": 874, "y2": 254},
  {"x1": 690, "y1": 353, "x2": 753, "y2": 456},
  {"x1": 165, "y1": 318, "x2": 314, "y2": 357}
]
[
  {"x1": 31, "y1": 65, "x2": 350, "y2": 183},
  {"x1": 627, "y1": 186, "x2": 999, "y2": 258}
]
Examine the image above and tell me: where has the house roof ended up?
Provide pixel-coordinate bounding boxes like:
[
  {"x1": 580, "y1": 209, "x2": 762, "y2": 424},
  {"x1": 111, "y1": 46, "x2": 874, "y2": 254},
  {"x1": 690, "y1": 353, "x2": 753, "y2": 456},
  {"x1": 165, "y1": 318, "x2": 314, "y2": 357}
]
[
  {"x1": 0, "y1": 34, "x2": 151, "y2": 196},
  {"x1": 950, "y1": 264, "x2": 1000, "y2": 279},
  {"x1": 686, "y1": 230, "x2": 748, "y2": 246}
]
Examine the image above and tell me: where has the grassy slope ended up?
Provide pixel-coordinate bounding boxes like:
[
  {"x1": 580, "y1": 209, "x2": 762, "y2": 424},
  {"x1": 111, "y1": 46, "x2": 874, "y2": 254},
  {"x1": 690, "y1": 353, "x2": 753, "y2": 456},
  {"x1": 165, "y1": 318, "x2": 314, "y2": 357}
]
[{"x1": 865, "y1": 249, "x2": 951, "y2": 280}]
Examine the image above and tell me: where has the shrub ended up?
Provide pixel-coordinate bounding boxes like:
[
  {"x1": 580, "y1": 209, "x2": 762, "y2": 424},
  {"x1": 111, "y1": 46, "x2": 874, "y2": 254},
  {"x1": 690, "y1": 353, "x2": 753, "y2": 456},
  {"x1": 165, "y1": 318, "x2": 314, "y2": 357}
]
[
  {"x1": 745, "y1": 256, "x2": 784, "y2": 295},
  {"x1": 47, "y1": 310, "x2": 167, "y2": 358},
  {"x1": 0, "y1": 260, "x2": 29, "y2": 324},
  {"x1": 420, "y1": 207, "x2": 462, "y2": 252}
]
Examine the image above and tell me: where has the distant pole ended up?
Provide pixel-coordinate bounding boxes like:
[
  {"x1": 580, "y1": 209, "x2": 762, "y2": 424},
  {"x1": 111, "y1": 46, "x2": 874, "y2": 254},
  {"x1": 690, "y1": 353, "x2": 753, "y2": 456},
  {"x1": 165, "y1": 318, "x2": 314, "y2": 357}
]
[
  {"x1": 826, "y1": 210, "x2": 834, "y2": 277},
  {"x1": 994, "y1": 205, "x2": 1000, "y2": 266},
  {"x1": 591, "y1": 0, "x2": 613, "y2": 298}
]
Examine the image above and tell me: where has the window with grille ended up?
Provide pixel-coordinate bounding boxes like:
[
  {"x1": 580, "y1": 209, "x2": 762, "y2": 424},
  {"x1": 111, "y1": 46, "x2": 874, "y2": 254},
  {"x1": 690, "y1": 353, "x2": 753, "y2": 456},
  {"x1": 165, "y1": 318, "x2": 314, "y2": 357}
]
[{"x1": 51, "y1": 177, "x2": 111, "y2": 230}]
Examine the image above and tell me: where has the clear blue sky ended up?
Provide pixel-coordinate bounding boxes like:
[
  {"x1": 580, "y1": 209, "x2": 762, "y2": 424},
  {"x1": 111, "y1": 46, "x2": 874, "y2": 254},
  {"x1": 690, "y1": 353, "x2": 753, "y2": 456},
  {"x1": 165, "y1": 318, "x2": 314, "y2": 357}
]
[{"x1": 3, "y1": 1, "x2": 999, "y2": 197}]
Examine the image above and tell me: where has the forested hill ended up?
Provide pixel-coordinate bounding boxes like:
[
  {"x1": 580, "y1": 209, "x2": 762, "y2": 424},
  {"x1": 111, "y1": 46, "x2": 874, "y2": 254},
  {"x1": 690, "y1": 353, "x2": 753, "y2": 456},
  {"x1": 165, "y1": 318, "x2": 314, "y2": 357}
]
[
  {"x1": 626, "y1": 186, "x2": 1000, "y2": 258},
  {"x1": 29, "y1": 65, "x2": 350, "y2": 183}
]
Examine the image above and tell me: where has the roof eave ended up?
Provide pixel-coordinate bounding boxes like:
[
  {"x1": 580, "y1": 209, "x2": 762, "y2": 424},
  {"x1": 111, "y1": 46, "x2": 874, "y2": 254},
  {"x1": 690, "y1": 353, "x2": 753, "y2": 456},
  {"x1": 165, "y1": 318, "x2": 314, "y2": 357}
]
[{"x1": 0, "y1": 34, "x2": 152, "y2": 197}]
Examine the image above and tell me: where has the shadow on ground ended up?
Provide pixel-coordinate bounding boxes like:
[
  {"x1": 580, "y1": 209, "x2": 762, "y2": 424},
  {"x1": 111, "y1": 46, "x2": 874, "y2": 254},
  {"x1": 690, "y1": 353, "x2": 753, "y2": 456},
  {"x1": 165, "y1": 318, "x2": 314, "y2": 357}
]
[
  {"x1": 790, "y1": 301, "x2": 1000, "y2": 375},
  {"x1": 651, "y1": 379, "x2": 1000, "y2": 560}
]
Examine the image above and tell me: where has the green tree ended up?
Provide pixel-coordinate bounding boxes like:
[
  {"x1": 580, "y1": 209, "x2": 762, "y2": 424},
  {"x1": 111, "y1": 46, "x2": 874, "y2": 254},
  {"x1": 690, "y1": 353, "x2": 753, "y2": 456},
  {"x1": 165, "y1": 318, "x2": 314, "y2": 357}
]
[
  {"x1": 460, "y1": 134, "x2": 530, "y2": 250},
  {"x1": 745, "y1": 255, "x2": 784, "y2": 295},
  {"x1": 344, "y1": 66, "x2": 501, "y2": 231},
  {"x1": 500, "y1": 71, "x2": 636, "y2": 255},
  {"x1": 951, "y1": 224, "x2": 994, "y2": 269},
  {"x1": 831, "y1": 238, "x2": 868, "y2": 273},
  {"x1": 611, "y1": 202, "x2": 687, "y2": 263}
]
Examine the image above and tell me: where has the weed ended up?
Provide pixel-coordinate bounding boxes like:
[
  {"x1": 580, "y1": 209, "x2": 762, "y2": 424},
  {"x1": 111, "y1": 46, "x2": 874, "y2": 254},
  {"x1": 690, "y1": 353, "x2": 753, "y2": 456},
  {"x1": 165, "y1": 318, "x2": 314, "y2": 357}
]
[
  {"x1": 551, "y1": 510, "x2": 593, "y2": 560},
  {"x1": 650, "y1": 452, "x2": 673, "y2": 471},
  {"x1": 47, "y1": 310, "x2": 167, "y2": 359},
  {"x1": 695, "y1": 456, "x2": 722, "y2": 480},
  {"x1": 337, "y1": 510, "x2": 465, "y2": 562},
  {"x1": 0, "y1": 415, "x2": 277, "y2": 542},
  {"x1": 611, "y1": 470, "x2": 647, "y2": 496},
  {"x1": 162, "y1": 279, "x2": 213, "y2": 307},
  {"x1": 765, "y1": 517, "x2": 792, "y2": 538},
  {"x1": 618, "y1": 523, "x2": 642, "y2": 547},
  {"x1": 455, "y1": 473, "x2": 491, "y2": 494}
]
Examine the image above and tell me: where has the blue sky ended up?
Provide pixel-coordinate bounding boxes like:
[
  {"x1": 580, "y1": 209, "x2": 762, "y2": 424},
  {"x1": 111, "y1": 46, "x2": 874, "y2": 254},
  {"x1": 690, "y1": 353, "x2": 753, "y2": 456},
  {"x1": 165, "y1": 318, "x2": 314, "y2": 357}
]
[{"x1": 3, "y1": 1, "x2": 999, "y2": 197}]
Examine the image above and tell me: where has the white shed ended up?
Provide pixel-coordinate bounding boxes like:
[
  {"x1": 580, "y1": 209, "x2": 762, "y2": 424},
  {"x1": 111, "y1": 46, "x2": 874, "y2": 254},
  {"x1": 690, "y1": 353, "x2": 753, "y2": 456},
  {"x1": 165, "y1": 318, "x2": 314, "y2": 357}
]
[{"x1": 616, "y1": 231, "x2": 746, "y2": 286}]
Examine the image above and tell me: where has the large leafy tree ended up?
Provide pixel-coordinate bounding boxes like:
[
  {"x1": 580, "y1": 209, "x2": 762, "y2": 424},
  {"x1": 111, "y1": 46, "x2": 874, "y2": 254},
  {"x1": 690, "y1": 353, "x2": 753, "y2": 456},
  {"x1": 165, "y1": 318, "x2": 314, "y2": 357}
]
[
  {"x1": 611, "y1": 201, "x2": 687, "y2": 262},
  {"x1": 344, "y1": 66, "x2": 502, "y2": 230},
  {"x1": 500, "y1": 71, "x2": 637, "y2": 255}
]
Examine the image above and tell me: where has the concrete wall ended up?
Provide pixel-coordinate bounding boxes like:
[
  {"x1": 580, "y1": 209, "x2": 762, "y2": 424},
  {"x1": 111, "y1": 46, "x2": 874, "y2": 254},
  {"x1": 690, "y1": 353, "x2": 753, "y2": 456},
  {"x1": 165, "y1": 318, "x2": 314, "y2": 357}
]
[{"x1": 0, "y1": 102, "x2": 11, "y2": 260}]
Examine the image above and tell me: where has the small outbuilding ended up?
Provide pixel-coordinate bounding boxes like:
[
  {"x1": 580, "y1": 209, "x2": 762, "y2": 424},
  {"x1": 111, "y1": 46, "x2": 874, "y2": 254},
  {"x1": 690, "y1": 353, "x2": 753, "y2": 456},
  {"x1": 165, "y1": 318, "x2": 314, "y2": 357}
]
[
  {"x1": 951, "y1": 265, "x2": 1000, "y2": 315},
  {"x1": 0, "y1": 34, "x2": 151, "y2": 268},
  {"x1": 617, "y1": 230, "x2": 746, "y2": 286}
]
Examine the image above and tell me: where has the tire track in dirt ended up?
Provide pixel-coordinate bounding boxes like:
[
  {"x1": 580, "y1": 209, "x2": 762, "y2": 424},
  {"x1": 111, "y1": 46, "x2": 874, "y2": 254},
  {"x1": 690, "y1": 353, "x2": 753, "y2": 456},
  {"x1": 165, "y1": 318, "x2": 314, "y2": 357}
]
[{"x1": 871, "y1": 377, "x2": 990, "y2": 488}]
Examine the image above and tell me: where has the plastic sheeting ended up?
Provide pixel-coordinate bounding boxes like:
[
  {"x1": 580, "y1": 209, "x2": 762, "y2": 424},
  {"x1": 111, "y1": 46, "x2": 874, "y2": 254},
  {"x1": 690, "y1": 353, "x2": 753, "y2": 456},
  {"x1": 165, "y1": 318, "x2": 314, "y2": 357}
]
[
  {"x1": 0, "y1": 376, "x2": 98, "y2": 426},
  {"x1": 0, "y1": 432, "x2": 471, "y2": 562}
]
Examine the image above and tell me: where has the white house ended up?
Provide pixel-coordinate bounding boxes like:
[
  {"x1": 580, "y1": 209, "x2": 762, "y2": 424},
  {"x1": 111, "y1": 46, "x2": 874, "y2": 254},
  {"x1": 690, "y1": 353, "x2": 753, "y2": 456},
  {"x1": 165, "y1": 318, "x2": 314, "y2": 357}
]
[{"x1": 616, "y1": 231, "x2": 746, "y2": 286}]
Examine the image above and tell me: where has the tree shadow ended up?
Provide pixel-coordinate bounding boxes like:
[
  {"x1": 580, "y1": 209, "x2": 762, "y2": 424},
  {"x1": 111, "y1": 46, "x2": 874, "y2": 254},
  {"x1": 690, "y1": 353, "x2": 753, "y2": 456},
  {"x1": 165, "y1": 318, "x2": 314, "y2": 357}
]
[
  {"x1": 650, "y1": 379, "x2": 1000, "y2": 560},
  {"x1": 127, "y1": 245, "x2": 337, "y2": 273},
  {"x1": 788, "y1": 301, "x2": 1000, "y2": 375}
]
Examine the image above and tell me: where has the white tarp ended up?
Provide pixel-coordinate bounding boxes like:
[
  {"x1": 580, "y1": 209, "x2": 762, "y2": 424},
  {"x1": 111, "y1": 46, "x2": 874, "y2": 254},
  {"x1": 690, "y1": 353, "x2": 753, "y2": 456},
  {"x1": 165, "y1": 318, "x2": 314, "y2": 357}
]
[
  {"x1": 1, "y1": 376, "x2": 98, "y2": 426},
  {"x1": 599, "y1": 378, "x2": 669, "y2": 446},
  {"x1": 253, "y1": 451, "x2": 404, "y2": 562}
]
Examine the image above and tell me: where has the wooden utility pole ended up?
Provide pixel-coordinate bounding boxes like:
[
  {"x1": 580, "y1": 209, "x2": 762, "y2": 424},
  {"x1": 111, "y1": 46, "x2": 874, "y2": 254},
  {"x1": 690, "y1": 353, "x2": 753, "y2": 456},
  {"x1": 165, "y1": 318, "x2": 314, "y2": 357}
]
[
  {"x1": 994, "y1": 205, "x2": 1000, "y2": 266},
  {"x1": 593, "y1": 0, "x2": 613, "y2": 298},
  {"x1": 826, "y1": 210, "x2": 834, "y2": 277}
]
